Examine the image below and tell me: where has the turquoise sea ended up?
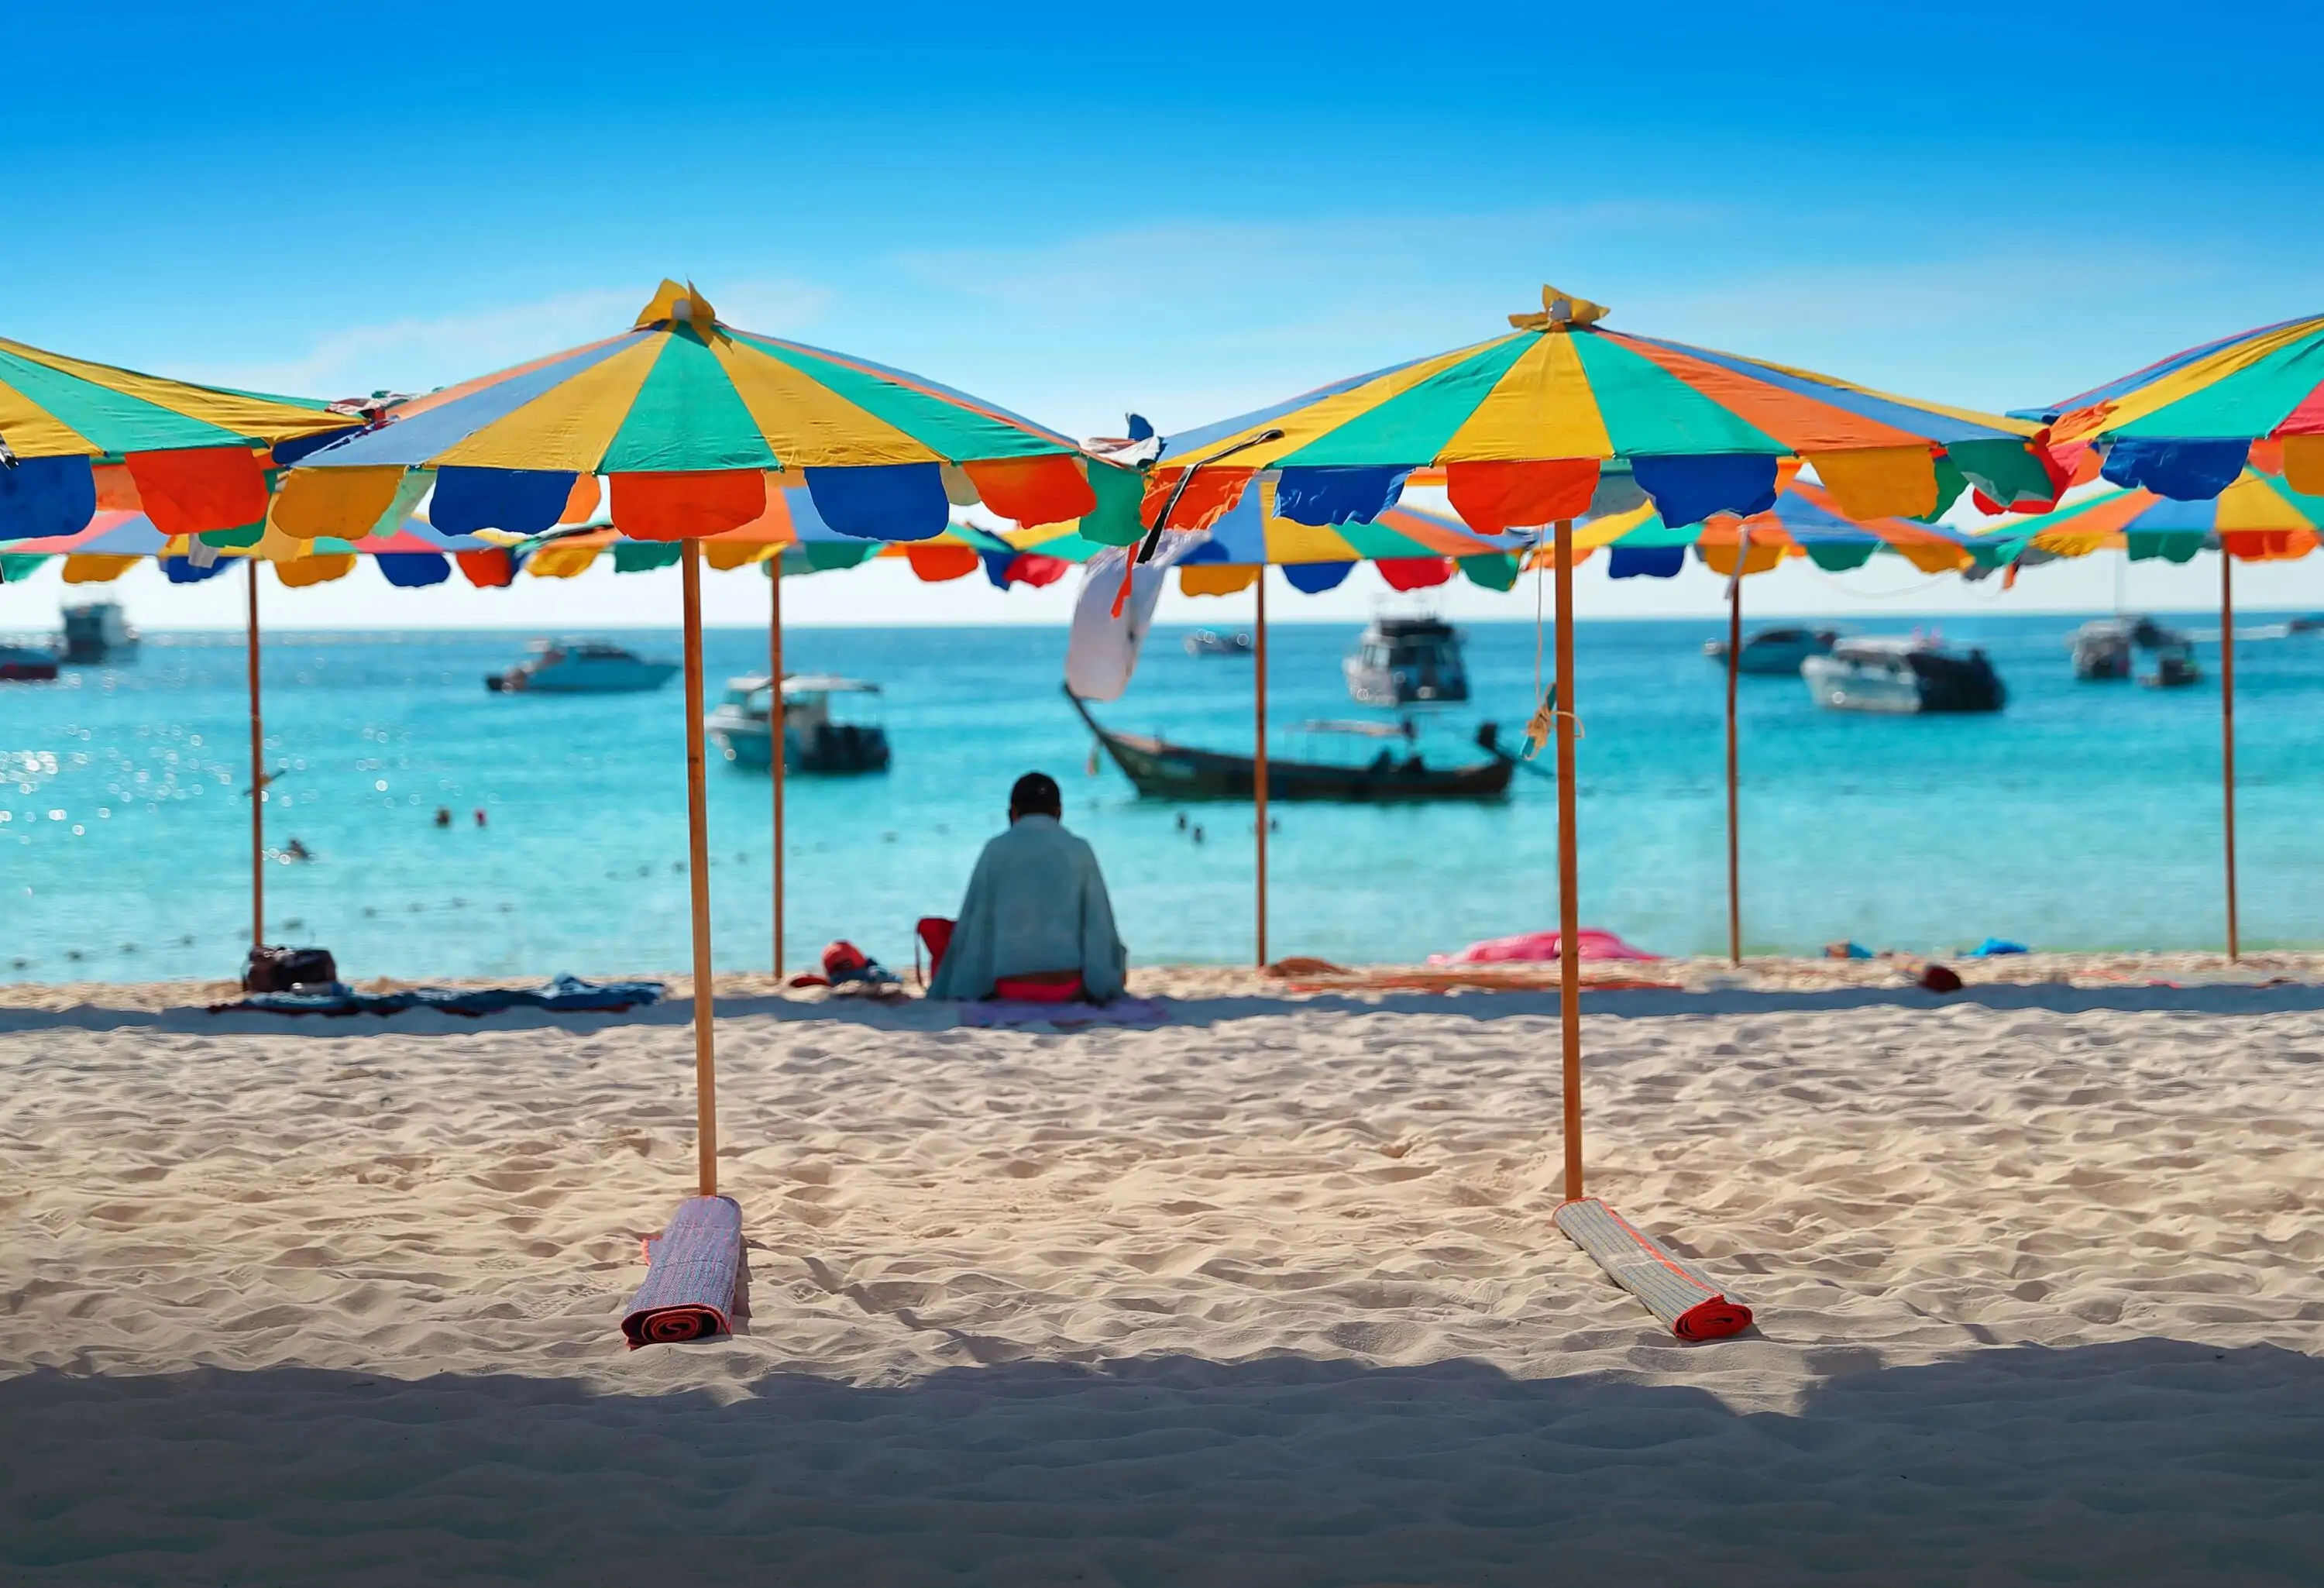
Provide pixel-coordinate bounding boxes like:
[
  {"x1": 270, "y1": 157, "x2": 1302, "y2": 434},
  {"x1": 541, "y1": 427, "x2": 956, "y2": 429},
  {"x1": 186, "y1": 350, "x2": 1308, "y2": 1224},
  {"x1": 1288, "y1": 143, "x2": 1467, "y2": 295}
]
[{"x1": 5, "y1": 614, "x2": 2322, "y2": 984}]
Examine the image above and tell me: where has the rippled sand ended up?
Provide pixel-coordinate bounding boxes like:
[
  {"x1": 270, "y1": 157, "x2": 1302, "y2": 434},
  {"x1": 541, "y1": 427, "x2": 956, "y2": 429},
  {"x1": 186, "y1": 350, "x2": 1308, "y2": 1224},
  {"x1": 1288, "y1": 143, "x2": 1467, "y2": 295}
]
[{"x1": 4, "y1": 978, "x2": 2322, "y2": 1583}]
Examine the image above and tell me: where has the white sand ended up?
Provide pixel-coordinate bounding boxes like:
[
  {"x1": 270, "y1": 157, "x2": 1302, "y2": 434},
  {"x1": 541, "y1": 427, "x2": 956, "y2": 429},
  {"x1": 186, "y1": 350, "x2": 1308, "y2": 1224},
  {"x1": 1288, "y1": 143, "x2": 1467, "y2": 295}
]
[{"x1": 4, "y1": 978, "x2": 2323, "y2": 1583}]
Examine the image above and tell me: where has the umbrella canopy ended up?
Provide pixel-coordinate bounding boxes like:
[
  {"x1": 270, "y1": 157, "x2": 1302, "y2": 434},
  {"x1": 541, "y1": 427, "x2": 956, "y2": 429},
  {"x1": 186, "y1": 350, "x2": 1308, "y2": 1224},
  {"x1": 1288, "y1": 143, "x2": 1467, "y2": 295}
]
[
  {"x1": 2034, "y1": 314, "x2": 2324, "y2": 501},
  {"x1": 277, "y1": 280, "x2": 1136, "y2": 545},
  {"x1": 537, "y1": 481, "x2": 1522, "y2": 594},
  {"x1": 0, "y1": 338, "x2": 358, "y2": 541},
  {"x1": 1977, "y1": 469, "x2": 2324, "y2": 565},
  {"x1": 1, "y1": 514, "x2": 495, "y2": 589},
  {"x1": 1476, "y1": 479, "x2": 1996, "y2": 579},
  {"x1": 1171, "y1": 490, "x2": 1520, "y2": 593},
  {"x1": 1147, "y1": 286, "x2": 2061, "y2": 537}
]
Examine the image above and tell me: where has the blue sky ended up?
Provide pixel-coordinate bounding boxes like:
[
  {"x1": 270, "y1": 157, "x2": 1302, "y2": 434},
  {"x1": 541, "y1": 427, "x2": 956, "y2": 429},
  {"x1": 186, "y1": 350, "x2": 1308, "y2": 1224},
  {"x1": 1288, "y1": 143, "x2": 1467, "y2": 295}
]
[{"x1": 6, "y1": 0, "x2": 2324, "y2": 626}]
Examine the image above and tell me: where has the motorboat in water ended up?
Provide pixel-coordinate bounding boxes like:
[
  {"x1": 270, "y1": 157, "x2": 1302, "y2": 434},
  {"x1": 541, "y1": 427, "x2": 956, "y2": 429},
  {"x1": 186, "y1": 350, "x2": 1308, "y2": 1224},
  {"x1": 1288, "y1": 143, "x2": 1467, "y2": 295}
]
[
  {"x1": 58, "y1": 600, "x2": 136, "y2": 665},
  {"x1": 705, "y1": 674, "x2": 891, "y2": 773},
  {"x1": 1344, "y1": 616, "x2": 1469, "y2": 706},
  {"x1": 1067, "y1": 689, "x2": 1513, "y2": 801},
  {"x1": 2071, "y1": 615, "x2": 2199, "y2": 686},
  {"x1": 0, "y1": 642, "x2": 60, "y2": 682},
  {"x1": 2142, "y1": 634, "x2": 2202, "y2": 689},
  {"x1": 485, "y1": 639, "x2": 678, "y2": 694},
  {"x1": 1703, "y1": 625, "x2": 1840, "y2": 675},
  {"x1": 1801, "y1": 635, "x2": 2006, "y2": 714},
  {"x1": 1184, "y1": 627, "x2": 1254, "y2": 657},
  {"x1": 2070, "y1": 619, "x2": 2135, "y2": 680}
]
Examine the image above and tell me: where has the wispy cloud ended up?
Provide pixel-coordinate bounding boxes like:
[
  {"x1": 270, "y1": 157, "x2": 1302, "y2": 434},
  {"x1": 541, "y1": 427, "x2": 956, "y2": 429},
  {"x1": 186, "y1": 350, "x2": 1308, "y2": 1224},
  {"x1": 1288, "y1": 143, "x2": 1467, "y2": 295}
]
[
  {"x1": 217, "y1": 279, "x2": 835, "y2": 400},
  {"x1": 887, "y1": 202, "x2": 1733, "y2": 433}
]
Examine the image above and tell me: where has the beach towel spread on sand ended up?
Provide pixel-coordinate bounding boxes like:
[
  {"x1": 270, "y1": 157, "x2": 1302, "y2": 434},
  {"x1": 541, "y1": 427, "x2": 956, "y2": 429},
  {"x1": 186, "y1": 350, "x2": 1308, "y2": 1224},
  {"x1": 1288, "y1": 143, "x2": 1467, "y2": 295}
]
[
  {"x1": 925, "y1": 813, "x2": 1128, "y2": 1002},
  {"x1": 214, "y1": 973, "x2": 664, "y2": 1017},
  {"x1": 1429, "y1": 929, "x2": 1659, "y2": 965},
  {"x1": 1553, "y1": 1198, "x2": 1753, "y2": 1342},
  {"x1": 621, "y1": 1195, "x2": 744, "y2": 1348}
]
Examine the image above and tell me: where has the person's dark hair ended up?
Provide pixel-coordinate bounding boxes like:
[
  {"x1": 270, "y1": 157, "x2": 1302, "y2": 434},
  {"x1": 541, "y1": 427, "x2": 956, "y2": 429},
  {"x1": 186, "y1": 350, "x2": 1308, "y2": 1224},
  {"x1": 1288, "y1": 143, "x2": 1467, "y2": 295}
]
[{"x1": 1009, "y1": 772, "x2": 1062, "y2": 820}]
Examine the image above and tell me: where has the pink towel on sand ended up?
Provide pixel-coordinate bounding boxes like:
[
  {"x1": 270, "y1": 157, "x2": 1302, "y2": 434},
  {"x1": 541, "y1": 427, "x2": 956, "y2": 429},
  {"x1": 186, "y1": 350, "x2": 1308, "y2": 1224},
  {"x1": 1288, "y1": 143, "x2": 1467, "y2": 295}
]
[{"x1": 1429, "y1": 929, "x2": 1658, "y2": 965}]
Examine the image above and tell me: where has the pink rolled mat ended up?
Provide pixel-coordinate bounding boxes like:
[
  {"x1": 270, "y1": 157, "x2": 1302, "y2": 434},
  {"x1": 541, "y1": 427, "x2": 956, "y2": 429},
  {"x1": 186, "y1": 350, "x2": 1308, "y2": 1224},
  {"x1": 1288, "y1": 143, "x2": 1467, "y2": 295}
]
[
  {"x1": 621, "y1": 1195, "x2": 744, "y2": 1349},
  {"x1": 1553, "y1": 1197, "x2": 1753, "y2": 1342}
]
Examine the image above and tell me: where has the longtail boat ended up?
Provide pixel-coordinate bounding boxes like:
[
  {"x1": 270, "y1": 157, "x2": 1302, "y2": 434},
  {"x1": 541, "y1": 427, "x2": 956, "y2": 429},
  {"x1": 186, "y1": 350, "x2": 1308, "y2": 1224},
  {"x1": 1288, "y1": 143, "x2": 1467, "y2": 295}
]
[{"x1": 1066, "y1": 689, "x2": 1515, "y2": 803}]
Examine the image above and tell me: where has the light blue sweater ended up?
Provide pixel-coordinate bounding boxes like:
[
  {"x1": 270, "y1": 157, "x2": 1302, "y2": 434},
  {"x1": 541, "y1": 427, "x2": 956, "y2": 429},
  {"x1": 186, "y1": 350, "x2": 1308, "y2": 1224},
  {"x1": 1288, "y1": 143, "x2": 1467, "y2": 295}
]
[{"x1": 926, "y1": 814, "x2": 1128, "y2": 1002}]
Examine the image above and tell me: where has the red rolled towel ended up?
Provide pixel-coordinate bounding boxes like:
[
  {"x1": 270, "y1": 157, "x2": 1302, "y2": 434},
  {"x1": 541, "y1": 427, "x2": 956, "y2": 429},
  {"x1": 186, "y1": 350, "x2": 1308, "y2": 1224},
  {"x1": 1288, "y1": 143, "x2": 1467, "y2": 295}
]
[
  {"x1": 1553, "y1": 1198, "x2": 1753, "y2": 1342},
  {"x1": 621, "y1": 1195, "x2": 744, "y2": 1349}
]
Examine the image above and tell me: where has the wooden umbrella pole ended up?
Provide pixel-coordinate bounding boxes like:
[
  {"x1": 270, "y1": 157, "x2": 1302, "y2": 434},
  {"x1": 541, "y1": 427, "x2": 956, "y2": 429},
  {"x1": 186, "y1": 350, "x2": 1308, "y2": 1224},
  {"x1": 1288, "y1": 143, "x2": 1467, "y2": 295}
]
[
  {"x1": 770, "y1": 561, "x2": 785, "y2": 981},
  {"x1": 1724, "y1": 543, "x2": 1744, "y2": 967},
  {"x1": 1553, "y1": 517, "x2": 1583, "y2": 1202},
  {"x1": 681, "y1": 541, "x2": 720, "y2": 1198},
  {"x1": 246, "y1": 558, "x2": 265, "y2": 947},
  {"x1": 2222, "y1": 550, "x2": 2240, "y2": 961},
  {"x1": 1254, "y1": 569, "x2": 1270, "y2": 968}
]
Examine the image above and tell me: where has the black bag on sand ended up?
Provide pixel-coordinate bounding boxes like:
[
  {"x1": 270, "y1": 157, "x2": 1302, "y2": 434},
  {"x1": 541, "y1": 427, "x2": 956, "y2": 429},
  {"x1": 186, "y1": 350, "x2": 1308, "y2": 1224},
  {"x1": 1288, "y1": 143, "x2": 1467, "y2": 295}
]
[{"x1": 242, "y1": 944, "x2": 339, "y2": 993}]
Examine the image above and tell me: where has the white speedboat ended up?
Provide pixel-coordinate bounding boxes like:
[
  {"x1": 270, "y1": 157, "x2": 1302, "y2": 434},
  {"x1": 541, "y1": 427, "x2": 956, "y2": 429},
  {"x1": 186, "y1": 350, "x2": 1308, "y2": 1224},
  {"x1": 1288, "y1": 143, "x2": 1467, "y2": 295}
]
[
  {"x1": 2073, "y1": 614, "x2": 2198, "y2": 686},
  {"x1": 1703, "y1": 625, "x2": 1840, "y2": 675},
  {"x1": 2070, "y1": 619, "x2": 2135, "y2": 680},
  {"x1": 706, "y1": 674, "x2": 891, "y2": 773},
  {"x1": 59, "y1": 600, "x2": 136, "y2": 664},
  {"x1": 485, "y1": 639, "x2": 677, "y2": 694},
  {"x1": 1802, "y1": 635, "x2": 2006, "y2": 714},
  {"x1": 1344, "y1": 616, "x2": 1468, "y2": 706}
]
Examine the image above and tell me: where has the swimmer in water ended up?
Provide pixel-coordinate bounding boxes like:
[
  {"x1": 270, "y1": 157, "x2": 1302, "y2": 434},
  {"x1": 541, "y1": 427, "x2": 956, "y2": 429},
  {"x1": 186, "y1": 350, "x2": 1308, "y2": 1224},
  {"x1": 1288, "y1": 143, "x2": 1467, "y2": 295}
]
[
  {"x1": 434, "y1": 806, "x2": 452, "y2": 828},
  {"x1": 473, "y1": 807, "x2": 487, "y2": 828},
  {"x1": 284, "y1": 837, "x2": 312, "y2": 862}
]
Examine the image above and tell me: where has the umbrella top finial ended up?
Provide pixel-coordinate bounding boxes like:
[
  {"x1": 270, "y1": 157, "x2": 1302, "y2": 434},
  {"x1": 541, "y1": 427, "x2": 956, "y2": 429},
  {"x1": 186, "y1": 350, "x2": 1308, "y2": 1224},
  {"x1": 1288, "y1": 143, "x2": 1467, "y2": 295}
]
[
  {"x1": 635, "y1": 279, "x2": 720, "y2": 331},
  {"x1": 1510, "y1": 285, "x2": 1609, "y2": 332}
]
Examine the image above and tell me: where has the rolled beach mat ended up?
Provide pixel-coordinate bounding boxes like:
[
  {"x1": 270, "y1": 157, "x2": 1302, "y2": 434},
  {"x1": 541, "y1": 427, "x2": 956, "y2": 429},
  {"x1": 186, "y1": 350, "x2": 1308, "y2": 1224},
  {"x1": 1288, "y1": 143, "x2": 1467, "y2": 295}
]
[
  {"x1": 1553, "y1": 1198, "x2": 1753, "y2": 1342},
  {"x1": 621, "y1": 1194, "x2": 744, "y2": 1349}
]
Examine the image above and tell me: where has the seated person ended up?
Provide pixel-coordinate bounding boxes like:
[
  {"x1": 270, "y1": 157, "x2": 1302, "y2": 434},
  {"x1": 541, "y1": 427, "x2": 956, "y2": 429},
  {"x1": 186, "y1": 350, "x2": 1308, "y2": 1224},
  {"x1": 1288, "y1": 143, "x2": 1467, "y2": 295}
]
[{"x1": 924, "y1": 772, "x2": 1127, "y2": 1002}]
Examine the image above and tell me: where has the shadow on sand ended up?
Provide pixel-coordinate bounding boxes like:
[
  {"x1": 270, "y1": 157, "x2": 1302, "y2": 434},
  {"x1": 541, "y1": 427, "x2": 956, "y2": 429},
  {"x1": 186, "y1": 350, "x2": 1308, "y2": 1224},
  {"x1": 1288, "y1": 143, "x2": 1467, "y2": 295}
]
[
  {"x1": 3, "y1": 1339, "x2": 2319, "y2": 1585},
  {"x1": 10, "y1": 979, "x2": 2324, "y2": 1040}
]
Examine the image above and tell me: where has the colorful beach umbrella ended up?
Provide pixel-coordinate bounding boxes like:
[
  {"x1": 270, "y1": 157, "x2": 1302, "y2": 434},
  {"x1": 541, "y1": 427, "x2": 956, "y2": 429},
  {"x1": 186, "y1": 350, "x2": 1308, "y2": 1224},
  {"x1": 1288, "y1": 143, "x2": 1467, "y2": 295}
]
[
  {"x1": 2033, "y1": 314, "x2": 2324, "y2": 502},
  {"x1": 0, "y1": 337, "x2": 359, "y2": 542},
  {"x1": 1150, "y1": 483, "x2": 1521, "y2": 598},
  {"x1": 1979, "y1": 445, "x2": 2324, "y2": 960},
  {"x1": 1976, "y1": 469, "x2": 2324, "y2": 566},
  {"x1": 2030, "y1": 319, "x2": 2324, "y2": 957},
  {"x1": 1147, "y1": 285, "x2": 2061, "y2": 545},
  {"x1": 275, "y1": 280, "x2": 1133, "y2": 547},
  {"x1": 504, "y1": 494, "x2": 1085, "y2": 985},
  {"x1": 2, "y1": 513, "x2": 496, "y2": 588},
  {"x1": 1587, "y1": 482, "x2": 1999, "y2": 965},
  {"x1": 1092, "y1": 485, "x2": 1523, "y2": 965},
  {"x1": 281, "y1": 280, "x2": 1119, "y2": 1246},
  {"x1": 1149, "y1": 286, "x2": 2057, "y2": 1226}
]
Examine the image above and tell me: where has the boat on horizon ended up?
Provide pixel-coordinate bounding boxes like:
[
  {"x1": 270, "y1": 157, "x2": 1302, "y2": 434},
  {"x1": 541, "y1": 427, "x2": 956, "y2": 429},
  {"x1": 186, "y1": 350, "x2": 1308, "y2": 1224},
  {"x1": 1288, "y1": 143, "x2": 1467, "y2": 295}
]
[
  {"x1": 0, "y1": 642, "x2": 60, "y2": 682},
  {"x1": 59, "y1": 600, "x2": 136, "y2": 665},
  {"x1": 2142, "y1": 634, "x2": 2202, "y2": 689},
  {"x1": 1067, "y1": 689, "x2": 1514, "y2": 802},
  {"x1": 1704, "y1": 626, "x2": 1839, "y2": 675},
  {"x1": 706, "y1": 674, "x2": 892, "y2": 773},
  {"x1": 1345, "y1": 615, "x2": 1469, "y2": 706},
  {"x1": 484, "y1": 639, "x2": 678, "y2": 694},
  {"x1": 2070, "y1": 619, "x2": 2135, "y2": 681},
  {"x1": 1802, "y1": 635, "x2": 2006, "y2": 714},
  {"x1": 2071, "y1": 616, "x2": 2201, "y2": 688},
  {"x1": 1183, "y1": 627, "x2": 1254, "y2": 657}
]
